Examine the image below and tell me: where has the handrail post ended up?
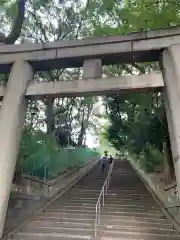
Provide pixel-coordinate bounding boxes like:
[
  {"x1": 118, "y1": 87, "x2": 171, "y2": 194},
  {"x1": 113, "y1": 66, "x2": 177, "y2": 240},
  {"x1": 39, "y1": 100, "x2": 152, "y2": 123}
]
[
  {"x1": 94, "y1": 160, "x2": 114, "y2": 238},
  {"x1": 98, "y1": 203, "x2": 100, "y2": 224},
  {"x1": 95, "y1": 205, "x2": 97, "y2": 238},
  {"x1": 102, "y1": 188, "x2": 104, "y2": 206}
]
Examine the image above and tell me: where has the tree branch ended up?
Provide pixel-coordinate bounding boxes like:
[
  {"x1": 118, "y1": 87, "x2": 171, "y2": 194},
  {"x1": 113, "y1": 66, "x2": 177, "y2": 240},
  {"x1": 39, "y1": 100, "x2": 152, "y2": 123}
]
[
  {"x1": 122, "y1": 64, "x2": 133, "y2": 74},
  {"x1": 5, "y1": 0, "x2": 26, "y2": 44},
  {"x1": 132, "y1": 63, "x2": 146, "y2": 74}
]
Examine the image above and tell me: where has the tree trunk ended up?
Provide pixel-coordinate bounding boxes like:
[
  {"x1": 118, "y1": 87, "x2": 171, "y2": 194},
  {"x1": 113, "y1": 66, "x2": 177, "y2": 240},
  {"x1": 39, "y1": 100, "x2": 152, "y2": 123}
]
[
  {"x1": 161, "y1": 139, "x2": 174, "y2": 183},
  {"x1": 78, "y1": 122, "x2": 85, "y2": 146},
  {"x1": 77, "y1": 104, "x2": 92, "y2": 146},
  {"x1": 45, "y1": 97, "x2": 55, "y2": 135},
  {"x1": 5, "y1": 0, "x2": 26, "y2": 44}
]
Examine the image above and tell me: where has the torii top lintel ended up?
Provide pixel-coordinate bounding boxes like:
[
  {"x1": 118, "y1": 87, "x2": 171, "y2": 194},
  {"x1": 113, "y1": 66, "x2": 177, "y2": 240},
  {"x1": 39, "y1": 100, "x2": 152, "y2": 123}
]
[{"x1": 0, "y1": 26, "x2": 180, "y2": 73}]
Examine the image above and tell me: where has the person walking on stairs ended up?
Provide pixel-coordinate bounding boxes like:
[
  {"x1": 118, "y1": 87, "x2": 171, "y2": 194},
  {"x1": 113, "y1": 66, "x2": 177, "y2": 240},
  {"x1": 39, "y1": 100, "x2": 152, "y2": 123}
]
[
  {"x1": 104, "y1": 149, "x2": 108, "y2": 156},
  {"x1": 101, "y1": 156, "x2": 107, "y2": 172},
  {"x1": 109, "y1": 155, "x2": 113, "y2": 164},
  {"x1": 101, "y1": 150, "x2": 108, "y2": 173}
]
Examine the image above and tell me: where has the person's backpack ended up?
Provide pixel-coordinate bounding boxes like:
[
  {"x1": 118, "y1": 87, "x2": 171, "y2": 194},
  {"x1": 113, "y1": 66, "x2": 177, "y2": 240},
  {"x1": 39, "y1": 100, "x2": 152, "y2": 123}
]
[{"x1": 109, "y1": 156, "x2": 113, "y2": 164}]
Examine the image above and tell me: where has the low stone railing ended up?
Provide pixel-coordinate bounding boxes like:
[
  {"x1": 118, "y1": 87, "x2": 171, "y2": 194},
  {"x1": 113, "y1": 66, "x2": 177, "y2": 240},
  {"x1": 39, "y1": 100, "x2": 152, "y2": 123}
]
[
  {"x1": 4, "y1": 158, "x2": 99, "y2": 240},
  {"x1": 128, "y1": 157, "x2": 180, "y2": 233},
  {"x1": 17, "y1": 158, "x2": 99, "y2": 198}
]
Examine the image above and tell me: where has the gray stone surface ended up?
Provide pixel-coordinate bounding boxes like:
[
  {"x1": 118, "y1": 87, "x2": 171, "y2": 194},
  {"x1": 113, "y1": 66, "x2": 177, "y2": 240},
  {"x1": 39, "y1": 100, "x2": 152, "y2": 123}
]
[
  {"x1": 0, "y1": 60, "x2": 34, "y2": 237},
  {"x1": 0, "y1": 72, "x2": 164, "y2": 100},
  {"x1": 83, "y1": 59, "x2": 102, "y2": 79},
  {"x1": 11, "y1": 161, "x2": 180, "y2": 240},
  {"x1": 24, "y1": 72, "x2": 164, "y2": 97},
  {"x1": 0, "y1": 26, "x2": 180, "y2": 72},
  {"x1": 161, "y1": 44, "x2": 180, "y2": 195},
  {"x1": 3, "y1": 160, "x2": 98, "y2": 238}
]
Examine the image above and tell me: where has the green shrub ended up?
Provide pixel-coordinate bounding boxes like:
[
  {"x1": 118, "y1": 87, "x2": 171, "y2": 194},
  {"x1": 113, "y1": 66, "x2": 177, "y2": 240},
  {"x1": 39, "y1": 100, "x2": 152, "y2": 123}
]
[
  {"x1": 139, "y1": 148, "x2": 164, "y2": 173},
  {"x1": 16, "y1": 129, "x2": 99, "y2": 180}
]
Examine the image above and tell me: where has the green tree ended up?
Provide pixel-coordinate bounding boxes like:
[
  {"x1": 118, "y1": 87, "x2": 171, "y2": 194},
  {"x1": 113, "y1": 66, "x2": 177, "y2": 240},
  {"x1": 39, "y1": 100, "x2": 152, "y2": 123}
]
[
  {"x1": 89, "y1": 0, "x2": 180, "y2": 181},
  {"x1": 1, "y1": 0, "x2": 26, "y2": 43},
  {"x1": 1, "y1": 0, "x2": 102, "y2": 179}
]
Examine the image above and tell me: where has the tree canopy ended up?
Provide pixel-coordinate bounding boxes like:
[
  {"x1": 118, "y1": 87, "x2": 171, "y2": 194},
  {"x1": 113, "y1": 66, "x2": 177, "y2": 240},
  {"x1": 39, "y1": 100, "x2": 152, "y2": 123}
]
[{"x1": 92, "y1": 0, "x2": 179, "y2": 178}]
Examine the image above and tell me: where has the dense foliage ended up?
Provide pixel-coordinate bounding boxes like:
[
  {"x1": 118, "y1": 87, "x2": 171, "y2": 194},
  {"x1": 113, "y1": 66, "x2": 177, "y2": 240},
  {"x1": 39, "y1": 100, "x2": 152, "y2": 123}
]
[
  {"x1": 17, "y1": 127, "x2": 98, "y2": 180},
  {"x1": 1, "y1": 0, "x2": 179, "y2": 181},
  {"x1": 1, "y1": 0, "x2": 102, "y2": 179},
  {"x1": 96, "y1": 0, "x2": 178, "y2": 178}
]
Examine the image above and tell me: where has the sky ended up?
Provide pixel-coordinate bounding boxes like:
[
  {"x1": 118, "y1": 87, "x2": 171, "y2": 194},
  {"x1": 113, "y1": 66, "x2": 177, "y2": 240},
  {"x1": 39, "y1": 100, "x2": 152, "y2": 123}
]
[
  {"x1": 85, "y1": 98, "x2": 107, "y2": 148},
  {"x1": 86, "y1": 134, "x2": 99, "y2": 148}
]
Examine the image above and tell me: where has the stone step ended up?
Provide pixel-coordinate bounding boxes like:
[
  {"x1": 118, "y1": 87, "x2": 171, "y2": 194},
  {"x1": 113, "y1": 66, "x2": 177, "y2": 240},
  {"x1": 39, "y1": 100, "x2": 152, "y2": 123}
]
[
  {"x1": 107, "y1": 189, "x2": 148, "y2": 192},
  {"x1": 53, "y1": 198, "x2": 97, "y2": 203},
  {"x1": 28, "y1": 219, "x2": 173, "y2": 230},
  {"x1": 58, "y1": 197, "x2": 98, "y2": 200},
  {"x1": 43, "y1": 208, "x2": 162, "y2": 216},
  {"x1": 10, "y1": 161, "x2": 180, "y2": 240},
  {"x1": 48, "y1": 205, "x2": 160, "y2": 212},
  {"x1": 27, "y1": 220, "x2": 93, "y2": 229},
  {"x1": 36, "y1": 216, "x2": 95, "y2": 223},
  {"x1": 74, "y1": 186, "x2": 146, "y2": 191},
  {"x1": 99, "y1": 235, "x2": 180, "y2": 240},
  {"x1": 100, "y1": 224, "x2": 177, "y2": 235},
  {"x1": 104, "y1": 199, "x2": 156, "y2": 205},
  {"x1": 38, "y1": 209, "x2": 165, "y2": 219},
  {"x1": 105, "y1": 196, "x2": 154, "y2": 200},
  {"x1": 35, "y1": 214, "x2": 169, "y2": 226},
  {"x1": 71, "y1": 191, "x2": 151, "y2": 197},
  {"x1": 32, "y1": 214, "x2": 171, "y2": 226},
  {"x1": 58, "y1": 197, "x2": 155, "y2": 203},
  {"x1": 54, "y1": 199, "x2": 156, "y2": 206},
  {"x1": 99, "y1": 230, "x2": 180, "y2": 239},
  {"x1": 105, "y1": 195, "x2": 155, "y2": 200},
  {"x1": 60, "y1": 191, "x2": 151, "y2": 196},
  {"x1": 52, "y1": 202, "x2": 159, "y2": 208},
  {"x1": 24, "y1": 220, "x2": 174, "y2": 235},
  {"x1": 10, "y1": 193, "x2": 43, "y2": 201},
  {"x1": 66, "y1": 191, "x2": 151, "y2": 197},
  {"x1": 22, "y1": 226, "x2": 94, "y2": 236},
  {"x1": 108, "y1": 193, "x2": 152, "y2": 197},
  {"x1": 103, "y1": 204, "x2": 159, "y2": 210},
  {"x1": 14, "y1": 232, "x2": 92, "y2": 240},
  {"x1": 101, "y1": 218, "x2": 173, "y2": 229},
  {"x1": 101, "y1": 215, "x2": 169, "y2": 224},
  {"x1": 53, "y1": 200, "x2": 157, "y2": 207}
]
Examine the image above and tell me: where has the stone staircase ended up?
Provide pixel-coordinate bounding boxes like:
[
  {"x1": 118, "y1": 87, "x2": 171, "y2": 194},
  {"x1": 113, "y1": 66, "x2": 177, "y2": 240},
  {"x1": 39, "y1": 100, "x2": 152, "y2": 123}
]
[
  {"x1": 11, "y1": 162, "x2": 108, "y2": 239},
  {"x1": 9, "y1": 161, "x2": 180, "y2": 240},
  {"x1": 3, "y1": 192, "x2": 47, "y2": 236},
  {"x1": 98, "y1": 161, "x2": 180, "y2": 240}
]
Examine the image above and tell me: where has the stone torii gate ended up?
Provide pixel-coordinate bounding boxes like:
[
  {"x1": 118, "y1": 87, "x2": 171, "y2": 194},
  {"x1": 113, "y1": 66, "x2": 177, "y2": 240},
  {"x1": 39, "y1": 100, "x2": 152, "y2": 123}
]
[{"x1": 0, "y1": 26, "x2": 180, "y2": 236}]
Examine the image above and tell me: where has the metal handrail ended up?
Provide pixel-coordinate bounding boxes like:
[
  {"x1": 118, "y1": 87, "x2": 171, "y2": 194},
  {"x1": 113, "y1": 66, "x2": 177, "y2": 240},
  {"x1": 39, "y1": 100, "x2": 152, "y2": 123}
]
[{"x1": 94, "y1": 160, "x2": 114, "y2": 238}]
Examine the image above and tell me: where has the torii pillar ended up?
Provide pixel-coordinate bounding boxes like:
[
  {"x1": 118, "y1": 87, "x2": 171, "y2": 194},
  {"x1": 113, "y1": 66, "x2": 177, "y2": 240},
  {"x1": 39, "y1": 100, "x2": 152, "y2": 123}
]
[
  {"x1": 83, "y1": 58, "x2": 102, "y2": 79},
  {"x1": 0, "y1": 59, "x2": 34, "y2": 236},
  {"x1": 161, "y1": 44, "x2": 180, "y2": 196}
]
